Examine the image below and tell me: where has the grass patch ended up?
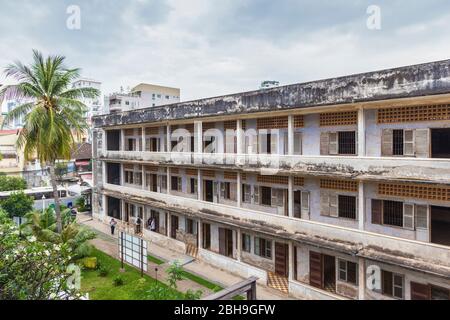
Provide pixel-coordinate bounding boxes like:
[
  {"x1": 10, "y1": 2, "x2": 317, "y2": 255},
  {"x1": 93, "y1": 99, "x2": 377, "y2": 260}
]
[
  {"x1": 180, "y1": 269, "x2": 245, "y2": 300},
  {"x1": 80, "y1": 248, "x2": 184, "y2": 300},
  {"x1": 180, "y1": 270, "x2": 223, "y2": 292},
  {"x1": 148, "y1": 254, "x2": 165, "y2": 265}
]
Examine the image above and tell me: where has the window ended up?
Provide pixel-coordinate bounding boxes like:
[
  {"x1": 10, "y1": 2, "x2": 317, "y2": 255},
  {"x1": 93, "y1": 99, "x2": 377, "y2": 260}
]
[
  {"x1": 338, "y1": 259, "x2": 358, "y2": 285},
  {"x1": 431, "y1": 286, "x2": 450, "y2": 300},
  {"x1": 383, "y1": 200, "x2": 403, "y2": 227},
  {"x1": 242, "y1": 234, "x2": 251, "y2": 253},
  {"x1": 393, "y1": 129, "x2": 404, "y2": 155},
  {"x1": 222, "y1": 182, "x2": 231, "y2": 200},
  {"x1": 242, "y1": 184, "x2": 251, "y2": 203},
  {"x1": 254, "y1": 237, "x2": 272, "y2": 259},
  {"x1": 338, "y1": 131, "x2": 356, "y2": 155},
  {"x1": 190, "y1": 178, "x2": 197, "y2": 194},
  {"x1": 125, "y1": 170, "x2": 134, "y2": 184},
  {"x1": 165, "y1": 95, "x2": 170, "y2": 99},
  {"x1": 186, "y1": 219, "x2": 195, "y2": 234},
  {"x1": 338, "y1": 195, "x2": 357, "y2": 219},
  {"x1": 260, "y1": 187, "x2": 272, "y2": 206},
  {"x1": 382, "y1": 270, "x2": 404, "y2": 299},
  {"x1": 171, "y1": 176, "x2": 181, "y2": 191}
]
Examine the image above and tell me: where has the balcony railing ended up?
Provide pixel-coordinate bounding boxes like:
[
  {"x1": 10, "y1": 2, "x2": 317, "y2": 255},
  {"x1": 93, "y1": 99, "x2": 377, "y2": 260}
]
[{"x1": 99, "y1": 151, "x2": 450, "y2": 183}]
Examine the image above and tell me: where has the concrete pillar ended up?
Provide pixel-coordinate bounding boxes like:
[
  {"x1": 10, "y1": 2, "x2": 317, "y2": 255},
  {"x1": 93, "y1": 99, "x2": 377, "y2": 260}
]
[
  {"x1": 197, "y1": 170, "x2": 203, "y2": 201},
  {"x1": 288, "y1": 176, "x2": 294, "y2": 217},
  {"x1": 120, "y1": 129, "x2": 125, "y2": 151},
  {"x1": 167, "y1": 167, "x2": 171, "y2": 195},
  {"x1": 141, "y1": 127, "x2": 146, "y2": 152},
  {"x1": 288, "y1": 242, "x2": 294, "y2": 281},
  {"x1": 120, "y1": 199, "x2": 125, "y2": 222},
  {"x1": 120, "y1": 163, "x2": 124, "y2": 185},
  {"x1": 358, "y1": 107, "x2": 365, "y2": 157},
  {"x1": 102, "y1": 161, "x2": 107, "y2": 186},
  {"x1": 195, "y1": 121, "x2": 203, "y2": 153},
  {"x1": 288, "y1": 115, "x2": 294, "y2": 155},
  {"x1": 166, "y1": 124, "x2": 171, "y2": 152},
  {"x1": 236, "y1": 119, "x2": 243, "y2": 154},
  {"x1": 166, "y1": 213, "x2": 171, "y2": 237},
  {"x1": 198, "y1": 220, "x2": 203, "y2": 248},
  {"x1": 237, "y1": 172, "x2": 242, "y2": 207},
  {"x1": 358, "y1": 258, "x2": 365, "y2": 300},
  {"x1": 141, "y1": 166, "x2": 145, "y2": 190},
  {"x1": 358, "y1": 181, "x2": 365, "y2": 230},
  {"x1": 236, "y1": 228, "x2": 242, "y2": 262}
]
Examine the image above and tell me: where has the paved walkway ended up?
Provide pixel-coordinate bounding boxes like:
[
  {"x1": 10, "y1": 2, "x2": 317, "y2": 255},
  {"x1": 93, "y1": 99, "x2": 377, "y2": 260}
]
[{"x1": 78, "y1": 213, "x2": 292, "y2": 300}]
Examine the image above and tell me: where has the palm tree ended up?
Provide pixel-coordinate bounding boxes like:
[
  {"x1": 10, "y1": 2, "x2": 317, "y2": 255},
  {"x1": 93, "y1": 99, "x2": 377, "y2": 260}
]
[{"x1": 0, "y1": 50, "x2": 99, "y2": 232}]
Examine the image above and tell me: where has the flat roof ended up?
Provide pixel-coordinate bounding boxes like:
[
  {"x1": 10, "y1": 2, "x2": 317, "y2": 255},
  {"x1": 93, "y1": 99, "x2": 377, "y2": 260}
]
[{"x1": 94, "y1": 59, "x2": 450, "y2": 128}]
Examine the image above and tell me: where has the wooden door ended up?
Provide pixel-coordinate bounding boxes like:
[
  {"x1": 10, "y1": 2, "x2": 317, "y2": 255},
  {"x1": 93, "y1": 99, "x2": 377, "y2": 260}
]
[
  {"x1": 309, "y1": 251, "x2": 323, "y2": 289},
  {"x1": 411, "y1": 282, "x2": 430, "y2": 300},
  {"x1": 218, "y1": 227, "x2": 226, "y2": 256},
  {"x1": 205, "y1": 180, "x2": 214, "y2": 202},
  {"x1": 274, "y1": 242, "x2": 288, "y2": 277},
  {"x1": 202, "y1": 223, "x2": 211, "y2": 249},
  {"x1": 226, "y1": 229, "x2": 233, "y2": 257}
]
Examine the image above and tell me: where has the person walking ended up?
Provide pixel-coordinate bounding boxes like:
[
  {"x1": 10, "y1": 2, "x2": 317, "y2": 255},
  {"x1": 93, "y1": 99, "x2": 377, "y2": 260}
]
[
  {"x1": 136, "y1": 216, "x2": 142, "y2": 234},
  {"x1": 110, "y1": 218, "x2": 117, "y2": 235}
]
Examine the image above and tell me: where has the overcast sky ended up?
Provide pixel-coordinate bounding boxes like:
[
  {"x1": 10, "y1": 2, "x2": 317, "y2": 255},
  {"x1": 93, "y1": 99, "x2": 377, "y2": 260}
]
[{"x1": 1, "y1": 0, "x2": 450, "y2": 102}]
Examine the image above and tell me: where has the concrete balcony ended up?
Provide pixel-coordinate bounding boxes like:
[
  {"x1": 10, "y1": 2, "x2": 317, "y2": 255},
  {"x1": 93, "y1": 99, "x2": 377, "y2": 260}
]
[
  {"x1": 102, "y1": 183, "x2": 450, "y2": 277},
  {"x1": 99, "y1": 151, "x2": 450, "y2": 184}
]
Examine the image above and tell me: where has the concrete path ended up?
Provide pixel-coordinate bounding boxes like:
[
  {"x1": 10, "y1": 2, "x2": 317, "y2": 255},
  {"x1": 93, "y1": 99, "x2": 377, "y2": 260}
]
[{"x1": 78, "y1": 213, "x2": 293, "y2": 300}]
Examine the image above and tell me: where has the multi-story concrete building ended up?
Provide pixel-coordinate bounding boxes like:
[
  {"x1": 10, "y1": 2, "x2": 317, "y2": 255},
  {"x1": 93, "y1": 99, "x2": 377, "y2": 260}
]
[
  {"x1": 105, "y1": 83, "x2": 180, "y2": 114},
  {"x1": 91, "y1": 60, "x2": 450, "y2": 300}
]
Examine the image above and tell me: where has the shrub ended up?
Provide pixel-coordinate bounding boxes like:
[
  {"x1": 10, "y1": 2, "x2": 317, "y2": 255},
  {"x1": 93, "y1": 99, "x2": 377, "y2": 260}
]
[
  {"x1": 166, "y1": 261, "x2": 184, "y2": 289},
  {"x1": 0, "y1": 176, "x2": 27, "y2": 191},
  {"x1": 97, "y1": 265, "x2": 109, "y2": 277},
  {"x1": 0, "y1": 191, "x2": 34, "y2": 218},
  {"x1": 113, "y1": 275, "x2": 124, "y2": 286},
  {"x1": 82, "y1": 257, "x2": 97, "y2": 269},
  {"x1": 185, "y1": 289, "x2": 203, "y2": 300}
]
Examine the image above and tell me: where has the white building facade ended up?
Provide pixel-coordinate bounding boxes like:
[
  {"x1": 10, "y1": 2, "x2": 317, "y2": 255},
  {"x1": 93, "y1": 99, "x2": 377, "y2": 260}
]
[{"x1": 91, "y1": 60, "x2": 450, "y2": 300}]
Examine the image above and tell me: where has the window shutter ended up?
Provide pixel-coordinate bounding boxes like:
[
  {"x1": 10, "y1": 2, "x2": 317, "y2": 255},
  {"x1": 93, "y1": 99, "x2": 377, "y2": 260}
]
[
  {"x1": 253, "y1": 186, "x2": 260, "y2": 204},
  {"x1": 271, "y1": 188, "x2": 278, "y2": 208},
  {"x1": 245, "y1": 136, "x2": 250, "y2": 153},
  {"x1": 330, "y1": 194, "x2": 338, "y2": 217},
  {"x1": 381, "y1": 129, "x2": 393, "y2": 156},
  {"x1": 415, "y1": 129, "x2": 429, "y2": 158},
  {"x1": 415, "y1": 205, "x2": 428, "y2": 229},
  {"x1": 178, "y1": 177, "x2": 182, "y2": 191},
  {"x1": 270, "y1": 133, "x2": 278, "y2": 154},
  {"x1": 301, "y1": 191, "x2": 310, "y2": 217},
  {"x1": 225, "y1": 134, "x2": 235, "y2": 153},
  {"x1": 194, "y1": 179, "x2": 198, "y2": 193},
  {"x1": 329, "y1": 132, "x2": 338, "y2": 155},
  {"x1": 371, "y1": 199, "x2": 383, "y2": 224},
  {"x1": 410, "y1": 282, "x2": 430, "y2": 300},
  {"x1": 213, "y1": 181, "x2": 218, "y2": 201},
  {"x1": 294, "y1": 132, "x2": 302, "y2": 155},
  {"x1": 219, "y1": 228, "x2": 226, "y2": 256},
  {"x1": 230, "y1": 183, "x2": 237, "y2": 201},
  {"x1": 259, "y1": 133, "x2": 268, "y2": 154},
  {"x1": 277, "y1": 190, "x2": 285, "y2": 207},
  {"x1": 403, "y1": 203, "x2": 415, "y2": 230},
  {"x1": 403, "y1": 130, "x2": 415, "y2": 156},
  {"x1": 243, "y1": 184, "x2": 251, "y2": 203},
  {"x1": 320, "y1": 132, "x2": 329, "y2": 155},
  {"x1": 320, "y1": 191, "x2": 330, "y2": 216},
  {"x1": 220, "y1": 182, "x2": 225, "y2": 199}
]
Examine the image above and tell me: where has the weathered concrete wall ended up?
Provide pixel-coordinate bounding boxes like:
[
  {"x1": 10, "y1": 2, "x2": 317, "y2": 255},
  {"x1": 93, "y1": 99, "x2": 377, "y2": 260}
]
[{"x1": 93, "y1": 59, "x2": 450, "y2": 128}]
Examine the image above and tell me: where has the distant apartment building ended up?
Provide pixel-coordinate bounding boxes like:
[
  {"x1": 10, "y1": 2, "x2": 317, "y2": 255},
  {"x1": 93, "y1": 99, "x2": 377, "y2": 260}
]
[
  {"x1": 92, "y1": 60, "x2": 450, "y2": 300},
  {"x1": 105, "y1": 83, "x2": 180, "y2": 114}
]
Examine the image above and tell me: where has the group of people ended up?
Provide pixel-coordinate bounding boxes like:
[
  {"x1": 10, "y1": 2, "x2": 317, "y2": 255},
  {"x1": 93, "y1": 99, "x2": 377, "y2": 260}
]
[{"x1": 109, "y1": 216, "x2": 157, "y2": 236}]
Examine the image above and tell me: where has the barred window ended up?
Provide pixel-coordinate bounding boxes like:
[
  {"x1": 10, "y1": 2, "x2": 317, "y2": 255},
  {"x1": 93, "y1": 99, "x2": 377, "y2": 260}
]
[
  {"x1": 338, "y1": 131, "x2": 356, "y2": 154},
  {"x1": 383, "y1": 200, "x2": 403, "y2": 227},
  {"x1": 338, "y1": 195, "x2": 357, "y2": 219},
  {"x1": 393, "y1": 129, "x2": 404, "y2": 155},
  {"x1": 254, "y1": 237, "x2": 272, "y2": 259}
]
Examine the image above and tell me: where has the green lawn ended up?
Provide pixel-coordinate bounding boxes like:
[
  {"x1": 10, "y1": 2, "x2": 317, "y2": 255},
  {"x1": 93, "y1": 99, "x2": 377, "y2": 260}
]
[
  {"x1": 180, "y1": 270, "x2": 223, "y2": 292},
  {"x1": 81, "y1": 248, "x2": 184, "y2": 300},
  {"x1": 148, "y1": 254, "x2": 165, "y2": 265}
]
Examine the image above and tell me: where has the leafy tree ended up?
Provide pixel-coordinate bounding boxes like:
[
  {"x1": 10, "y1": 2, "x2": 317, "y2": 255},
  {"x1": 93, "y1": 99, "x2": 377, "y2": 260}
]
[
  {"x1": 0, "y1": 191, "x2": 34, "y2": 218},
  {"x1": 0, "y1": 210, "x2": 82, "y2": 300},
  {"x1": 23, "y1": 209, "x2": 96, "y2": 261},
  {"x1": 0, "y1": 175, "x2": 27, "y2": 191},
  {"x1": 1, "y1": 50, "x2": 100, "y2": 233}
]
